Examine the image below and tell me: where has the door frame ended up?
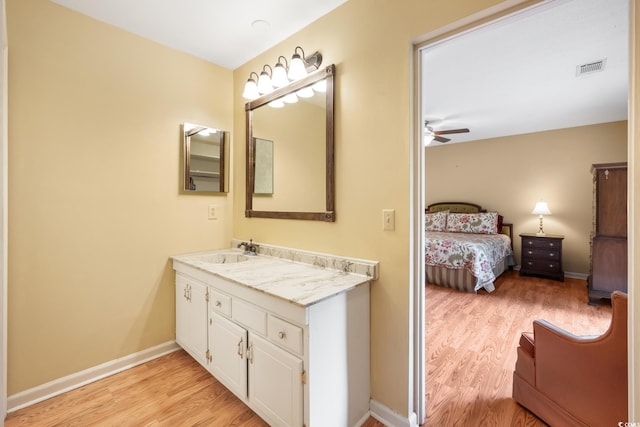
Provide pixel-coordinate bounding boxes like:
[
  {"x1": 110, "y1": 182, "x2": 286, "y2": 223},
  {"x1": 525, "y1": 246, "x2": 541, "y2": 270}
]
[{"x1": 410, "y1": 0, "x2": 637, "y2": 423}]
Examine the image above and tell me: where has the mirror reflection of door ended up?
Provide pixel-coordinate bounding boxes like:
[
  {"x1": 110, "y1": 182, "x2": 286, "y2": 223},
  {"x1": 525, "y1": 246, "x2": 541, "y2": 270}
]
[
  {"x1": 253, "y1": 138, "x2": 273, "y2": 195},
  {"x1": 183, "y1": 123, "x2": 228, "y2": 193}
]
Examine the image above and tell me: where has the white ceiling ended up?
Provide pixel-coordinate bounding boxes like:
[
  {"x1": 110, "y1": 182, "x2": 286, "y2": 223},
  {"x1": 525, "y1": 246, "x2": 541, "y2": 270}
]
[
  {"x1": 50, "y1": 0, "x2": 348, "y2": 70},
  {"x1": 422, "y1": 0, "x2": 629, "y2": 145}
]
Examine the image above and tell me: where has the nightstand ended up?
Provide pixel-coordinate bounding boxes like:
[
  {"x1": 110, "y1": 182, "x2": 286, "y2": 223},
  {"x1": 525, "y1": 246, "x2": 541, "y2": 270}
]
[{"x1": 519, "y1": 233, "x2": 564, "y2": 281}]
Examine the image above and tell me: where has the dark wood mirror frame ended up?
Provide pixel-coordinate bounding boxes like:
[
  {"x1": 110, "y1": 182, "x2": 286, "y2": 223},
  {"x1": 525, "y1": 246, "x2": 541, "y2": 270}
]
[{"x1": 245, "y1": 64, "x2": 335, "y2": 221}]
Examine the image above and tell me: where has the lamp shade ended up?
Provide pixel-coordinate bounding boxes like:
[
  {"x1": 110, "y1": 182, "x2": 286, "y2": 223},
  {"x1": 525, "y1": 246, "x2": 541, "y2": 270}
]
[
  {"x1": 288, "y1": 53, "x2": 307, "y2": 80},
  {"x1": 242, "y1": 78, "x2": 259, "y2": 100},
  {"x1": 531, "y1": 201, "x2": 551, "y2": 216}
]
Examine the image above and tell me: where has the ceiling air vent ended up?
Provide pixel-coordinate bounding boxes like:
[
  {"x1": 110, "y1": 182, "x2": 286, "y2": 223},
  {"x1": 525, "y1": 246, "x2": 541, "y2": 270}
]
[{"x1": 576, "y1": 59, "x2": 606, "y2": 76}]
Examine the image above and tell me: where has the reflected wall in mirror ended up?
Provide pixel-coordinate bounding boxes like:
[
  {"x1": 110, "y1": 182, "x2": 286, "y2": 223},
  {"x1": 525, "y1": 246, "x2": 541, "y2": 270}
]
[
  {"x1": 246, "y1": 64, "x2": 335, "y2": 221},
  {"x1": 183, "y1": 123, "x2": 229, "y2": 193}
]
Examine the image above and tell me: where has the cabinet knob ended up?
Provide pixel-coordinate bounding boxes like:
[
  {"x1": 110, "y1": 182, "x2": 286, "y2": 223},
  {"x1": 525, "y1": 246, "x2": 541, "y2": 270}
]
[
  {"x1": 549, "y1": 264, "x2": 555, "y2": 268},
  {"x1": 527, "y1": 262, "x2": 533, "y2": 266},
  {"x1": 527, "y1": 250, "x2": 533, "y2": 255},
  {"x1": 527, "y1": 241, "x2": 533, "y2": 246},
  {"x1": 549, "y1": 243, "x2": 555, "y2": 247},
  {"x1": 278, "y1": 331, "x2": 286, "y2": 340},
  {"x1": 548, "y1": 253, "x2": 556, "y2": 257},
  {"x1": 215, "y1": 301, "x2": 222, "y2": 308}
]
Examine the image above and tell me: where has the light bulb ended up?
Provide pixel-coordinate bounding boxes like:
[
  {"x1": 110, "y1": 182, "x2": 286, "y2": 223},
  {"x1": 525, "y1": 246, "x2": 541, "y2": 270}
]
[
  {"x1": 297, "y1": 86, "x2": 314, "y2": 98},
  {"x1": 283, "y1": 93, "x2": 298, "y2": 103},
  {"x1": 257, "y1": 71, "x2": 273, "y2": 94},
  {"x1": 269, "y1": 99, "x2": 285, "y2": 108},
  {"x1": 312, "y1": 79, "x2": 326, "y2": 92},
  {"x1": 288, "y1": 53, "x2": 307, "y2": 80},
  {"x1": 242, "y1": 78, "x2": 259, "y2": 100},
  {"x1": 272, "y1": 63, "x2": 289, "y2": 87}
]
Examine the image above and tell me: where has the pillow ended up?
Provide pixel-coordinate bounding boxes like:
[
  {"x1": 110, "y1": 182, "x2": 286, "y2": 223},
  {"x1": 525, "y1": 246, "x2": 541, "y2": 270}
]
[
  {"x1": 446, "y1": 212, "x2": 498, "y2": 234},
  {"x1": 425, "y1": 210, "x2": 448, "y2": 232}
]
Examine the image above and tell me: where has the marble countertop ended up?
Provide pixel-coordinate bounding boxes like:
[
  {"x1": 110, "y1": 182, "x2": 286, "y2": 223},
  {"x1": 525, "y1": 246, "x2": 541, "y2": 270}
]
[{"x1": 171, "y1": 248, "x2": 376, "y2": 307}]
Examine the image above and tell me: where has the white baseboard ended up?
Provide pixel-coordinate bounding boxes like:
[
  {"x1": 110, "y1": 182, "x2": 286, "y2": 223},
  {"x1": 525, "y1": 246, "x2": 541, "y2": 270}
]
[
  {"x1": 369, "y1": 399, "x2": 418, "y2": 427},
  {"x1": 7, "y1": 340, "x2": 180, "y2": 413},
  {"x1": 513, "y1": 265, "x2": 588, "y2": 280}
]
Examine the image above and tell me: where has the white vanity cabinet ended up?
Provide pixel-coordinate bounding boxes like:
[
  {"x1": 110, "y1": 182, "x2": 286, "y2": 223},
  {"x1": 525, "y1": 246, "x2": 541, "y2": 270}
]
[
  {"x1": 173, "y1": 256, "x2": 371, "y2": 427},
  {"x1": 175, "y1": 274, "x2": 208, "y2": 366}
]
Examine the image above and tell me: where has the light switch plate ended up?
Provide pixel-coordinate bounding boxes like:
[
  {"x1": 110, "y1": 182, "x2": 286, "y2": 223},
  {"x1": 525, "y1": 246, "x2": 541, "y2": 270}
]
[
  {"x1": 208, "y1": 204, "x2": 218, "y2": 220},
  {"x1": 383, "y1": 209, "x2": 395, "y2": 231}
]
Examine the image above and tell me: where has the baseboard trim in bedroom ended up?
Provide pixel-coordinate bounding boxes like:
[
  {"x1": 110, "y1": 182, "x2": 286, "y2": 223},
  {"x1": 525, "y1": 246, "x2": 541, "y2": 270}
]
[
  {"x1": 513, "y1": 265, "x2": 587, "y2": 280},
  {"x1": 7, "y1": 340, "x2": 180, "y2": 413},
  {"x1": 369, "y1": 399, "x2": 419, "y2": 427}
]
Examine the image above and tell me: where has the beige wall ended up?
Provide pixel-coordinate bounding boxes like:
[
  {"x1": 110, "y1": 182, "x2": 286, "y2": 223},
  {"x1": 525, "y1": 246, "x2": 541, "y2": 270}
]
[
  {"x1": 233, "y1": 0, "x2": 511, "y2": 416},
  {"x1": 7, "y1": 0, "x2": 233, "y2": 394},
  {"x1": 425, "y1": 121, "x2": 628, "y2": 274}
]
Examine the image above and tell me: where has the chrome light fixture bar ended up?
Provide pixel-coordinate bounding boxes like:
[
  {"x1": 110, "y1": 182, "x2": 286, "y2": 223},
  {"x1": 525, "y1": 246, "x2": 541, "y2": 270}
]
[{"x1": 242, "y1": 46, "x2": 323, "y2": 101}]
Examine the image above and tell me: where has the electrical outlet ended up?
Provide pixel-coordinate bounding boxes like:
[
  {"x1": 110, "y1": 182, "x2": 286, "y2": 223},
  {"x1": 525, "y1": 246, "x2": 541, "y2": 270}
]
[
  {"x1": 208, "y1": 204, "x2": 218, "y2": 220},
  {"x1": 383, "y1": 209, "x2": 395, "y2": 231}
]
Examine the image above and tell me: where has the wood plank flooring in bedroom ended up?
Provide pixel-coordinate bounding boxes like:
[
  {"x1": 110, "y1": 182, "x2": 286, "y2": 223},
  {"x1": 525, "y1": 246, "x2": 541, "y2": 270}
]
[
  {"x1": 425, "y1": 269, "x2": 613, "y2": 426},
  {"x1": 5, "y1": 271, "x2": 613, "y2": 427}
]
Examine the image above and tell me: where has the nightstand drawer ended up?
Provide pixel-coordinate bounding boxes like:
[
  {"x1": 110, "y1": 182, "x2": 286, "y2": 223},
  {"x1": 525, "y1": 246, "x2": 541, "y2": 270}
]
[
  {"x1": 522, "y1": 237, "x2": 562, "y2": 250},
  {"x1": 522, "y1": 248, "x2": 561, "y2": 260},
  {"x1": 522, "y1": 259, "x2": 561, "y2": 273}
]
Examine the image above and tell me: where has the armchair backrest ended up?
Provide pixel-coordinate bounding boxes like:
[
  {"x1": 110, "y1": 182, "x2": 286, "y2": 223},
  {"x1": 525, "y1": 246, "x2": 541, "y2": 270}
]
[{"x1": 533, "y1": 291, "x2": 627, "y2": 426}]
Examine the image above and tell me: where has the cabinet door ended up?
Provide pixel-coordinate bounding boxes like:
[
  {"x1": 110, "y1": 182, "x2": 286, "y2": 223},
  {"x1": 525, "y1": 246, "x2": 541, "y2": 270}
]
[
  {"x1": 591, "y1": 237, "x2": 627, "y2": 293},
  {"x1": 596, "y1": 167, "x2": 627, "y2": 237},
  {"x1": 210, "y1": 312, "x2": 248, "y2": 398},
  {"x1": 175, "y1": 275, "x2": 208, "y2": 366},
  {"x1": 248, "y1": 334, "x2": 303, "y2": 427}
]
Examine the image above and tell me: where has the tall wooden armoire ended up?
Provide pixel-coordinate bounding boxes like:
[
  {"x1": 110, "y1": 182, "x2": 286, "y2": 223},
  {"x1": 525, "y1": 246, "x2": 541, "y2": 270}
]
[{"x1": 588, "y1": 162, "x2": 627, "y2": 305}]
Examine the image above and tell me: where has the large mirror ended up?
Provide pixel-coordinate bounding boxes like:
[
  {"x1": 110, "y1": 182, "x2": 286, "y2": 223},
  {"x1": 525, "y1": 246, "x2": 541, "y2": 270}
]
[
  {"x1": 245, "y1": 64, "x2": 335, "y2": 221},
  {"x1": 182, "y1": 123, "x2": 229, "y2": 193}
]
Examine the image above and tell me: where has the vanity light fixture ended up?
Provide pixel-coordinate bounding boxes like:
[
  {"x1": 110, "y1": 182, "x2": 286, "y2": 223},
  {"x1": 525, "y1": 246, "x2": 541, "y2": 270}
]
[
  {"x1": 242, "y1": 72, "x2": 260, "y2": 100},
  {"x1": 272, "y1": 56, "x2": 290, "y2": 88},
  {"x1": 242, "y1": 46, "x2": 323, "y2": 100},
  {"x1": 257, "y1": 65, "x2": 274, "y2": 95},
  {"x1": 531, "y1": 201, "x2": 552, "y2": 236}
]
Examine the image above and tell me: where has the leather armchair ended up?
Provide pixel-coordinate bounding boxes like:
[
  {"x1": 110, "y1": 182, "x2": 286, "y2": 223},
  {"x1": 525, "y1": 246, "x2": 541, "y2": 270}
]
[{"x1": 512, "y1": 291, "x2": 627, "y2": 427}]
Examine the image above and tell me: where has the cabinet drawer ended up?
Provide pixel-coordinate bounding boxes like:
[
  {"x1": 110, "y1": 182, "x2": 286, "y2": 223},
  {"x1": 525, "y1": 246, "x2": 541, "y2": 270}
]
[
  {"x1": 522, "y1": 237, "x2": 561, "y2": 250},
  {"x1": 268, "y1": 315, "x2": 303, "y2": 356},
  {"x1": 232, "y1": 299, "x2": 267, "y2": 335},
  {"x1": 210, "y1": 289, "x2": 232, "y2": 317},
  {"x1": 522, "y1": 248, "x2": 560, "y2": 260},
  {"x1": 522, "y1": 259, "x2": 561, "y2": 273}
]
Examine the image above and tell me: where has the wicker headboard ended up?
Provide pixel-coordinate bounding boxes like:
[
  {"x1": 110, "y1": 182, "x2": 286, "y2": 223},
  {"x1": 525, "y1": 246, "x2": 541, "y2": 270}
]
[
  {"x1": 426, "y1": 201, "x2": 513, "y2": 245},
  {"x1": 426, "y1": 202, "x2": 485, "y2": 214}
]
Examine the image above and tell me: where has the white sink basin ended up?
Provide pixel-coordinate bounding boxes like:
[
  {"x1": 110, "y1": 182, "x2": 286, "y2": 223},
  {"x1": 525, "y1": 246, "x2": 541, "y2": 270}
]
[{"x1": 197, "y1": 252, "x2": 250, "y2": 264}]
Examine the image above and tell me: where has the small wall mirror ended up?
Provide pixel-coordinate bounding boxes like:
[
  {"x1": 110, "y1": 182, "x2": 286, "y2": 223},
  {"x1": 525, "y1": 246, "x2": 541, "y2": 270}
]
[
  {"x1": 182, "y1": 123, "x2": 229, "y2": 193},
  {"x1": 245, "y1": 64, "x2": 335, "y2": 221}
]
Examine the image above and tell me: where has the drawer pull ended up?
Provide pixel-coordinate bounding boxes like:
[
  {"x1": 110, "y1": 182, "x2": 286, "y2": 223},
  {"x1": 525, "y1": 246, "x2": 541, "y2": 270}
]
[
  {"x1": 549, "y1": 243, "x2": 555, "y2": 247},
  {"x1": 548, "y1": 253, "x2": 556, "y2": 257},
  {"x1": 247, "y1": 343, "x2": 253, "y2": 364},
  {"x1": 527, "y1": 241, "x2": 533, "y2": 246},
  {"x1": 549, "y1": 264, "x2": 555, "y2": 268},
  {"x1": 527, "y1": 250, "x2": 533, "y2": 255},
  {"x1": 527, "y1": 262, "x2": 533, "y2": 266},
  {"x1": 278, "y1": 331, "x2": 286, "y2": 340},
  {"x1": 215, "y1": 300, "x2": 222, "y2": 308}
]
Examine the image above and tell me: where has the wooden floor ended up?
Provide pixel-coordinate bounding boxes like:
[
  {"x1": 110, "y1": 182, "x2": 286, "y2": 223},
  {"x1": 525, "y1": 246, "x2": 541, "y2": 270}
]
[
  {"x1": 5, "y1": 271, "x2": 612, "y2": 427},
  {"x1": 424, "y1": 270, "x2": 612, "y2": 426}
]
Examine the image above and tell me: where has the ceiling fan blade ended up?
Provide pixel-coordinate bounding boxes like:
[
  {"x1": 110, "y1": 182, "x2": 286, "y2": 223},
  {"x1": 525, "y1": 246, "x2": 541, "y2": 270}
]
[
  {"x1": 435, "y1": 128, "x2": 470, "y2": 135},
  {"x1": 434, "y1": 136, "x2": 450, "y2": 143}
]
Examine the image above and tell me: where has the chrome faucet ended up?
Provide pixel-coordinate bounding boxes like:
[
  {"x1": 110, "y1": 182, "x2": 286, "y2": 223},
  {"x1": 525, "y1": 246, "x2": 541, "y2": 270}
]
[{"x1": 237, "y1": 239, "x2": 259, "y2": 255}]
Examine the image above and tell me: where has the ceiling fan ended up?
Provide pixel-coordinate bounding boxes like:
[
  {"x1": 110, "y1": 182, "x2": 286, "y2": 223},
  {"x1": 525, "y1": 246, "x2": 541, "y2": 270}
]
[{"x1": 424, "y1": 120, "x2": 470, "y2": 143}]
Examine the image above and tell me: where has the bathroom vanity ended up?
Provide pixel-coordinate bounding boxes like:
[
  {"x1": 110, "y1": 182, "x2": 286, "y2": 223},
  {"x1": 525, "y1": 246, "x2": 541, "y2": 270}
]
[{"x1": 171, "y1": 242, "x2": 377, "y2": 427}]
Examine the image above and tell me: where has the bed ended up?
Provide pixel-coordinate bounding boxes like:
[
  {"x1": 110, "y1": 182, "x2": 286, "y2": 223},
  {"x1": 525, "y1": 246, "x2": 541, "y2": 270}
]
[{"x1": 425, "y1": 202, "x2": 515, "y2": 293}]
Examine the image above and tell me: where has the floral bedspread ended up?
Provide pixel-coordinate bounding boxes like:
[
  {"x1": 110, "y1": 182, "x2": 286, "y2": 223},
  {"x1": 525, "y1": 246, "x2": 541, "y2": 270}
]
[{"x1": 425, "y1": 231, "x2": 513, "y2": 290}]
